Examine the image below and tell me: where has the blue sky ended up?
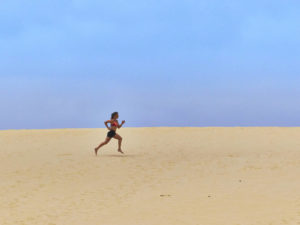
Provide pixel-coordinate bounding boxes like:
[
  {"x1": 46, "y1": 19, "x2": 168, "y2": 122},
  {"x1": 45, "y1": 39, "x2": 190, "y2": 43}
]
[{"x1": 0, "y1": 0, "x2": 300, "y2": 129}]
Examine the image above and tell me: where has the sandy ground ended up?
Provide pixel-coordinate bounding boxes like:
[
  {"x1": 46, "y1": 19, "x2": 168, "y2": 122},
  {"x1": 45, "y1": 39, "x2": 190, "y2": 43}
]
[{"x1": 0, "y1": 127, "x2": 300, "y2": 225}]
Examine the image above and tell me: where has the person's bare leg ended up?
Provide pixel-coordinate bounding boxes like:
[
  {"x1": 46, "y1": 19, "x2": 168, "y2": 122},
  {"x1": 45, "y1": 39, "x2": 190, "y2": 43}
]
[
  {"x1": 95, "y1": 137, "x2": 111, "y2": 156},
  {"x1": 113, "y1": 134, "x2": 124, "y2": 154}
]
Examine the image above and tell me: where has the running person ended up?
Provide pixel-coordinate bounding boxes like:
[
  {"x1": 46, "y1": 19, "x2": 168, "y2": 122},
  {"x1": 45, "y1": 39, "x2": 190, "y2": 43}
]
[{"x1": 94, "y1": 112, "x2": 125, "y2": 155}]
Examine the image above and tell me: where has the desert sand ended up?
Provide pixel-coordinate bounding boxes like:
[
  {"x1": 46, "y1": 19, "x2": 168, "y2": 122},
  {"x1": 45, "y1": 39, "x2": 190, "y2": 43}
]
[{"x1": 0, "y1": 127, "x2": 300, "y2": 225}]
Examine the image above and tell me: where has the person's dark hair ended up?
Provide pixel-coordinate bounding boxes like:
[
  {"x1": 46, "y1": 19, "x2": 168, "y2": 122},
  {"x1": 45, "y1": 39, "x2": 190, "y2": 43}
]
[{"x1": 111, "y1": 112, "x2": 118, "y2": 119}]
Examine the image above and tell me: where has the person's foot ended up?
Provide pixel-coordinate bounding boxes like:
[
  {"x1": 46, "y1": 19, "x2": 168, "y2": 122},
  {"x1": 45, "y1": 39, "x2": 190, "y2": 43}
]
[
  {"x1": 94, "y1": 148, "x2": 98, "y2": 156},
  {"x1": 118, "y1": 149, "x2": 124, "y2": 154}
]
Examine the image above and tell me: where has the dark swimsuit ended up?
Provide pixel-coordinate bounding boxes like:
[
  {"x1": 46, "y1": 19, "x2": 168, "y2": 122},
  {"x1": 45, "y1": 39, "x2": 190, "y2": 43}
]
[{"x1": 107, "y1": 121, "x2": 118, "y2": 138}]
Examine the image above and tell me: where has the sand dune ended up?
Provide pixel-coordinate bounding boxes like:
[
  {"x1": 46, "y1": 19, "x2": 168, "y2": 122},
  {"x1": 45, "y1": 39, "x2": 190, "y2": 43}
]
[{"x1": 1, "y1": 127, "x2": 300, "y2": 225}]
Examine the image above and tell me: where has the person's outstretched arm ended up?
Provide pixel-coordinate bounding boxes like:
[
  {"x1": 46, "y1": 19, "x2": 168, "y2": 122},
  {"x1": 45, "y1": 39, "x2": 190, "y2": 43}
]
[{"x1": 118, "y1": 120, "x2": 125, "y2": 128}]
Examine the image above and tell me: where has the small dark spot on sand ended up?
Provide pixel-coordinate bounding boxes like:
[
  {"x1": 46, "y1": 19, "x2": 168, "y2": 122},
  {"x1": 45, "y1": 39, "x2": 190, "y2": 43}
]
[
  {"x1": 160, "y1": 194, "x2": 171, "y2": 197},
  {"x1": 208, "y1": 195, "x2": 211, "y2": 198},
  {"x1": 239, "y1": 180, "x2": 242, "y2": 182}
]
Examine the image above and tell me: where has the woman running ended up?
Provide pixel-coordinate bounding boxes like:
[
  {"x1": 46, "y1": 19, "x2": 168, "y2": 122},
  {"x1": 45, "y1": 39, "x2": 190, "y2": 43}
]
[{"x1": 94, "y1": 112, "x2": 125, "y2": 155}]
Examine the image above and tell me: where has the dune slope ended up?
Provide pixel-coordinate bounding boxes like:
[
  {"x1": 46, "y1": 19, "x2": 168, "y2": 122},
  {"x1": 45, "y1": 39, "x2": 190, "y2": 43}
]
[{"x1": 1, "y1": 127, "x2": 300, "y2": 225}]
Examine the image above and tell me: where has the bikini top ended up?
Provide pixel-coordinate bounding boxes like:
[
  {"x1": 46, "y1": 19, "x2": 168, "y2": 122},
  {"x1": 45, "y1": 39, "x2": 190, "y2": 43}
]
[{"x1": 111, "y1": 121, "x2": 118, "y2": 127}]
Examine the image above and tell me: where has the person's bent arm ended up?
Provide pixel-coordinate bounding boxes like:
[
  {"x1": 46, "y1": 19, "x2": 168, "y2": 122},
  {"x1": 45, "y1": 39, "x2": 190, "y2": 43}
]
[
  {"x1": 118, "y1": 120, "x2": 125, "y2": 128},
  {"x1": 104, "y1": 120, "x2": 111, "y2": 130}
]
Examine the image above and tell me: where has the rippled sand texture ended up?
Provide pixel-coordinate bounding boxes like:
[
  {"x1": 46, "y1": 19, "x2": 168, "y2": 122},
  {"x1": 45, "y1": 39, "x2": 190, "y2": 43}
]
[{"x1": 1, "y1": 127, "x2": 300, "y2": 225}]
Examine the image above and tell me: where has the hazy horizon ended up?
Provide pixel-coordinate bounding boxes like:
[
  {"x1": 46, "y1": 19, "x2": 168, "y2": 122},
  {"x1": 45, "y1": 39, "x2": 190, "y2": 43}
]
[{"x1": 1, "y1": 0, "x2": 300, "y2": 129}]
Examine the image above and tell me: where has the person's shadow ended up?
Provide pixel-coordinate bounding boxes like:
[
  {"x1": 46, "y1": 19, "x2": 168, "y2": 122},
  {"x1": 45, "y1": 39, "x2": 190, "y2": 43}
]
[{"x1": 100, "y1": 154, "x2": 141, "y2": 158}]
